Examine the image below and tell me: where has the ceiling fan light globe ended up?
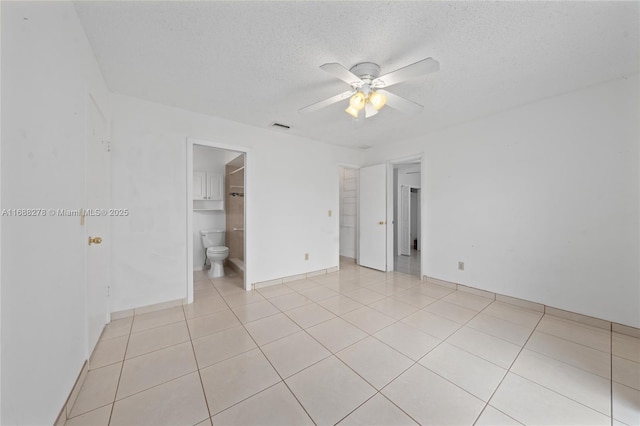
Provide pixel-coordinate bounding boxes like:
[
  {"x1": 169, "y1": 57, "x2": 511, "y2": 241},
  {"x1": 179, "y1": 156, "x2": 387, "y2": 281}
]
[
  {"x1": 370, "y1": 91, "x2": 387, "y2": 110},
  {"x1": 349, "y1": 92, "x2": 366, "y2": 111},
  {"x1": 345, "y1": 105, "x2": 359, "y2": 118}
]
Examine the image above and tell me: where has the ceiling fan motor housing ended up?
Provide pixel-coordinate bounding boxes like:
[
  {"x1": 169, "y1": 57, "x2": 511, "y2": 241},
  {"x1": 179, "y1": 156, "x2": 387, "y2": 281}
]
[{"x1": 349, "y1": 62, "x2": 381, "y2": 84}]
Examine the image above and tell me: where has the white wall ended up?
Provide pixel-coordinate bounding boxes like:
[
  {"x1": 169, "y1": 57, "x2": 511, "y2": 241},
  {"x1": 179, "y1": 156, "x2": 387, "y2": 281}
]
[
  {"x1": 1, "y1": 2, "x2": 110, "y2": 423},
  {"x1": 110, "y1": 94, "x2": 362, "y2": 312},
  {"x1": 365, "y1": 75, "x2": 640, "y2": 327},
  {"x1": 192, "y1": 145, "x2": 226, "y2": 270}
]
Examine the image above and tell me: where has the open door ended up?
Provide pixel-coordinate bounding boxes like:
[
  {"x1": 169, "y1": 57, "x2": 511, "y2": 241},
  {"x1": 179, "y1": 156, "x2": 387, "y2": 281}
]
[
  {"x1": 358, "y1": 164, "x2": 387, "y2": 271},
  {"x1": 85, "y1": 97, "x2": 111, "y2": 353},
  {"x1": 399, "y1": 185, "x2": 411, "y2": 255}
]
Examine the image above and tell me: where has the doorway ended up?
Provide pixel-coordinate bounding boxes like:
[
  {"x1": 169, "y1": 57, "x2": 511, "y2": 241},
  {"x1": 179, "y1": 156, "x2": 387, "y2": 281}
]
[
  {"x1": 338, "y1": 166, "x2": 359, "y2": 263},
  {"x1": 85, "y1": 95, "x2": 111, "y2": 354},
  {"x1": 186, "y1": 138, "x2": 250, "y2": 302},
  {"x1": 393, "y1": 163, "x2": 421, "y2": 277}
]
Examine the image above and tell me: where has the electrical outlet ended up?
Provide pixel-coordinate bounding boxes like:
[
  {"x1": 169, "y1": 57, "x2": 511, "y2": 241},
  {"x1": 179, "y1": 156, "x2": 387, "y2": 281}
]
[
  {"x1": 305, "y1": 253, "x2": 309, "y2": 260},
  {"x1": 458, "y1": 261, "x2": 464, "y2": 271}
]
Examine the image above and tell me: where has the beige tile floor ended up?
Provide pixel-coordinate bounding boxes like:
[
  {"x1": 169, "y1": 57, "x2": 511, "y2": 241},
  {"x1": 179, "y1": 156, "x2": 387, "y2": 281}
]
[{"x1": 66, "y1": 260, "x2": 640, "y2": 425}]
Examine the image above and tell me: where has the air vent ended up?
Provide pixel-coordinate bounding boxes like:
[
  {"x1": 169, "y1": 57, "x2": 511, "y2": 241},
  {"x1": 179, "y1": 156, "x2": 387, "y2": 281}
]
[
  {"x1": 359, "y1": 145, "x2": 372, "y2": 150},
  {"x1": 271, "y1": 122, "x2": 290, "y2": 129}
]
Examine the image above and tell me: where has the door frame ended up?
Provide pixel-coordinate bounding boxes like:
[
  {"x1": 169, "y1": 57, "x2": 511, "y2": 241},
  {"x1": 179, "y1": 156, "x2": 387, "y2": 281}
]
[
  {"x1": 398, "y1": 185, "x2": 412, "y2": 256},
  {"x1": 337, "y1": 163, "x2": 360, "y2": 265},
  {"x1": 186, "y1": 137, "x2": 252, "y2": 302},
  {"x1": 84, "y1": 93, "x2": 111, "y2": 357},
  {"x1": 389, "y1": 154, "x2": 424, "y2": 278},
  {"x1": 411, "y1": 187, "x2": 421, "y2": 252}
]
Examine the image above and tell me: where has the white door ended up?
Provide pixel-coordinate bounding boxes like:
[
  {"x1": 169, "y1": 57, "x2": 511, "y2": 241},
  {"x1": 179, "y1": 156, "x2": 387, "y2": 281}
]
[
  {"x1": 358, "y1": 164, "x2": 387, "y2": 271},
  {"x1": 399, "y1": 185, "x2": 411, "y2": 255},
  {"x1": 85, "y1": 97, "x2": 111, "y2": 353}
]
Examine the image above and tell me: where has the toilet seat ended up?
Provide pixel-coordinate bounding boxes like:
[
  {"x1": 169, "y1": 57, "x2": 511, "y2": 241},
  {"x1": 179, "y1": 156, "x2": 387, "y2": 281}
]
[{"x1": 207, "y1": 246, "x2": 228, "y2": 254}]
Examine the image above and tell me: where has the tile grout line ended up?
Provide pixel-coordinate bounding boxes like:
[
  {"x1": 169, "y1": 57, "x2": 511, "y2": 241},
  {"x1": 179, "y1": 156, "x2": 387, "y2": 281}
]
[
  {"x1": 183, "y1": 291, "x2": 214, "y2": 425},
  {"x1": 334, "y1": 282, "x2": 524, "y2": 424},
  {"x1": 254, "y1": 305, "x2": 345, "y2": 424},
  {"x1": 125, "y1": 307, "x2": 187, "y2": 336},
  {"x1": 470, "y1": 307, "x2": 545, "y2": 425},
  {"x1": 332, "y1": 343, "x2": 427, "y2": 425},
  {"x1": 221, "y1": 270, "x2": 422, "y2": 424},
  {"x1": 533, "y1": 326, "x2": 612, "y2": 352},
  {"x1": 506, "y1": 369, "x2": 612, "y2": 418},
  {"x1": 102, "y1": 268, "x2": 408, "y2": 424},
  {"x1": 107, "y1": 313, "x2": 135, "y2": 426},
  {"x1": 476, "y1": 310, "x2": 617, "y2": 423},
  {"x1": 212, "y1": 275, "x2": 319, "y2": 425},
  {"x1": 610, "y1": 322, "x2": 613, "y2": 424},
  {"x1": 103, "y1": 298, "x2": 204, "y2": 410},
  {"x1": 418, "y1": 298, "x2": 513, "y2": 370},
  {"x1": 193, "y1": 266, "x2": 624, "y2": 425},
  {"x1": 327, "y1": 275, "x2": 497, "y2": 424},
  {"x1": 297, "y1": 274, "x2": 465, "y2": 423},
  {"x1": 295, "y1": 274, "x2": 427, "y2": 424},
  {"x1": 399, "y1": 297, "x2": 511, "y2": 425},
  {"x1": 520, "y1": 333, "x2": 613, "y2": 382},
  {"x1": 106, "y1": 270, "x2": 464, "y2": 422}
]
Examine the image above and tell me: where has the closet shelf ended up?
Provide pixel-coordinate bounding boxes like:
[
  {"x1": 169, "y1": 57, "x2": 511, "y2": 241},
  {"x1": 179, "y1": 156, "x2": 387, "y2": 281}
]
[{"x1": 229, "y1": 166, "x2": 245, "y2": 175}]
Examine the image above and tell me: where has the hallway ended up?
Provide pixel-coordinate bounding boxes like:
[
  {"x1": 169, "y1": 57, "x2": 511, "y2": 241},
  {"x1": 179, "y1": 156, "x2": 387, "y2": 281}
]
[{"x1": 394, "y1": 249, "x2": 420, "y2": 278}]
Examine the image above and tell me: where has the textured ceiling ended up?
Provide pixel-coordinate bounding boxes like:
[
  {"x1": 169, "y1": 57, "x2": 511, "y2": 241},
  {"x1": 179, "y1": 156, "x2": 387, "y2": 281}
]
[{"x1": 74, "y1": 1, "x2": 639, "y2": 150}]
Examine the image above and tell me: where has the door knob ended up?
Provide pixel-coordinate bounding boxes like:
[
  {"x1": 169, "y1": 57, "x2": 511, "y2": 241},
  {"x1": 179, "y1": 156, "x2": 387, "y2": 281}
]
[
  {"x1": 378, "y1": 221, "x2": 385, "y2": 225},
  {"x1": 88, "y1": 236, "x2": 103, "y2": 245}
]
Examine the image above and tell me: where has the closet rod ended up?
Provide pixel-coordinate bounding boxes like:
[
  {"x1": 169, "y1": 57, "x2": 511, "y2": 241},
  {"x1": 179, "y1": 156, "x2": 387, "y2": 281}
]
[{"x1": 229, "y1": 166, "x2": 245, "y2": 175}]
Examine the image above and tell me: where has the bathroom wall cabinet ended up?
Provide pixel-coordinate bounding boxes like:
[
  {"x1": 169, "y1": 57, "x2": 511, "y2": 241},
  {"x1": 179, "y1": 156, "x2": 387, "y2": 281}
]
[
  {"x1": 194, "y1": 171, "x2": 223, "y2": 201},
  {"x1": 193, "y1": 171, "x2": 224, "y2": 210}
]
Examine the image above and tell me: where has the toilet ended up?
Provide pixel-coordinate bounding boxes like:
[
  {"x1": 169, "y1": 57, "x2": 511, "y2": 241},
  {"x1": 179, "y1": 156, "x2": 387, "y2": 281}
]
[{"x1": 200, "y1": 229, "x2": 229, "y2": 278}]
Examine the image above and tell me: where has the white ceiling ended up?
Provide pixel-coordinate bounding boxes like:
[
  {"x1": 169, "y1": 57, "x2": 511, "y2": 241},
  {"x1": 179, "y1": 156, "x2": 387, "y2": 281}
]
[{"x1": 74, "y1": 1, "x2": 639, "y2": 150}]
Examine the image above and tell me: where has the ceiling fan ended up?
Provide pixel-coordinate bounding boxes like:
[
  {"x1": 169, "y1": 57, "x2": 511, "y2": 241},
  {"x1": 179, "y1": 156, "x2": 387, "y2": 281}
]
[{"x1": 299, "y1": 58, "x2": 439, "y2": 119}]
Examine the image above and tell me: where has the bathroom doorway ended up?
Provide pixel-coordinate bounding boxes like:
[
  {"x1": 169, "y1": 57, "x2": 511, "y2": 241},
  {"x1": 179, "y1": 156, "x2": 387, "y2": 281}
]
[{"x1": 187, "y1": 138, "x2": 250, "y2": 302}]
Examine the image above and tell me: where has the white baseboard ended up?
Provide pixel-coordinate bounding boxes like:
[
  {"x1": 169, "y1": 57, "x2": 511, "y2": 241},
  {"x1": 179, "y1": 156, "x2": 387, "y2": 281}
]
[
  {"x1": 253, "y1": 265, "x2": 340, "y2": 289},
  {"x1": 423, "y1": 275, "x2": 639, "y2": 336}
]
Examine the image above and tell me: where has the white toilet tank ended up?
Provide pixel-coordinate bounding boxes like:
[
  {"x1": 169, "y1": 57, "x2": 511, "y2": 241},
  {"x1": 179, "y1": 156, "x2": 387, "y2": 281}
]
[{"x1": 200, "y1": 229, "x2": 226, "y2": 248}]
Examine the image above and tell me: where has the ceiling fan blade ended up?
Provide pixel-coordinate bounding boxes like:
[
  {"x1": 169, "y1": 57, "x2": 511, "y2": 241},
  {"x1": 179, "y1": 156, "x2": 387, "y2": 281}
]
[
  {"x1": 372, "y1": 58, "x2": 439, "y2": 88},
  {"x1": 320, "y1": 63, "x2": 363, "y2": 87},
  {"x1": 377, "y1": 90, "x2": 424, "y2": 115},
  {"x1": 299, "y1": 90, "x2": 355, "y2": 113},
  {"x1": 364, "y1": 103, "x2": 379, "y2": 118}
]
